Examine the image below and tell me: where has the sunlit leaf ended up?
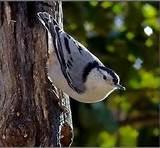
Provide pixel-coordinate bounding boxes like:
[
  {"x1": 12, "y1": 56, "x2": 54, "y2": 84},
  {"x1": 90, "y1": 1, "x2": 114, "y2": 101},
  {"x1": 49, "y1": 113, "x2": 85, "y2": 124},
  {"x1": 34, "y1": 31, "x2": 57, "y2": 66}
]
[
  {"x1": 101, "y1": 2, "x2": 112, "y2": 9},
  {"x1": 142, "y1": 4, "x2": 157, "y2": 18},
  {"x1": 126, "y1": 32, "x2": 135, "y2": 40},
  {"x1": 128, "y1": 54, "x2": 136, "y2": 62},
  {"x1": 153, "y1": 128, "x2": 160, "y2": 136},
  {"x1": 112, "y1": 4, "x2": 123, "y2": 14},
  {"x1": 119, "y1": 126, "x2": 139, "y2": 146},
  {"x1": 89, "y1": 1, "x2": 98, "y2": 7},
  {"x1": 107, "y1": 45, "x2": 115, "y2": 52},
  {"x1": 69, "y1": 23, "x2": 77, "y2": 30},
  {"x1": 84, "y1": 21, "x2": 94, "y2": 32},
  {"x1": 140, "y1": 70, "x2": 160, "y2": 88},
  {"x1": 63, "y1": 2, "x2": 159, "y2": 146},
  {"x1": 98, "y1": 131, "x2": 116, "y2": 147},
  {"x1": 129, "y1": 70, "x2": 160, "y2": 89},
  {"x1": 145, "y1": 38, "x2": 153, "y2": 47}
]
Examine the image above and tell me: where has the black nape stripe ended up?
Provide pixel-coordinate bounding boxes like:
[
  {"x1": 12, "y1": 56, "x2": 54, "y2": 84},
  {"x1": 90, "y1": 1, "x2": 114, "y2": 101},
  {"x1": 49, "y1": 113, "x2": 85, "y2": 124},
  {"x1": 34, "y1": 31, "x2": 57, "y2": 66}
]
[
  {"x1": 64, "y1": 37, "x2": 71, "y2": 54},
  {"x1": 99, "y1": 66, "x2": 118, "y2": 85},
  {"x1": 82, "y1": 61, "x2": 99, "y2": 82}
]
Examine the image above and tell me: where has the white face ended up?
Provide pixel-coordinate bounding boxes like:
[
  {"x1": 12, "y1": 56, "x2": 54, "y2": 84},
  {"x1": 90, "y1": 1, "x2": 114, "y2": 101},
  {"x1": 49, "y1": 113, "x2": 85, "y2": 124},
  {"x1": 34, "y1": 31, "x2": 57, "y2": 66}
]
[
  {"x1": 81, "y1": 67, "x2": 123, "y2": 103},
  {"x1": 100, "y1": 68, "x2": 126, "y2": 92},
  {"x1": 98, "y1": 68, "x2": 119, "y2": 87},
  {"x1": 86, "y1": 68, "x2": 117, "y2": 90},
  {"x1": 83, "y1": 68, "x2": 116, "y2": 101}
]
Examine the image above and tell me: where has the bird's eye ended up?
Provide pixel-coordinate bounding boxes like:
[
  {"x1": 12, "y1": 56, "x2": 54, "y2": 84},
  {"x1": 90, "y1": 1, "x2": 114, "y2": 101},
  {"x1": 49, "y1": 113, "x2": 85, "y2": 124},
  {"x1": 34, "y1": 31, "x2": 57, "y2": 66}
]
[{"x1": 103, "y1": 75, "x2": 107, "y2": 80}]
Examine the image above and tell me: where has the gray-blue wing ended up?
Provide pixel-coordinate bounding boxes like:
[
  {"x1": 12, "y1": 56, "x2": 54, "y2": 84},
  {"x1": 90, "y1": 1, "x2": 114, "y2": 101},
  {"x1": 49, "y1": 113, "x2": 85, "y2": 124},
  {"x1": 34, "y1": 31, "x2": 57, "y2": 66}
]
[{"x1": 37, "y1": 12, "x2": 98, "y2": 93}]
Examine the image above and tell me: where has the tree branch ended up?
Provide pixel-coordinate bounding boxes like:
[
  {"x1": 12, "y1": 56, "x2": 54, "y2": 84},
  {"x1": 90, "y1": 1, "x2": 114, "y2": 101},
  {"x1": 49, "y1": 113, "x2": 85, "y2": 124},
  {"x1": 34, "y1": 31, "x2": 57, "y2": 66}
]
[{"x1": 0, "y1": 2, "x2": 73, "y2": 146}]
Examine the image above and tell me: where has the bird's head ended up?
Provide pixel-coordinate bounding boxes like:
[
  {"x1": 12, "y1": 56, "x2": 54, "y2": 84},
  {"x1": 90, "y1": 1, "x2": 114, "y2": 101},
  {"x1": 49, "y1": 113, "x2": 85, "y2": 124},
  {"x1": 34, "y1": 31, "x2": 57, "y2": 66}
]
[
  {"x1": 85, "y1": 65, "x2": 125, "y2": 97},
  {"x1": 97, "y1": 66, "x2": 125, "y2": 91}
]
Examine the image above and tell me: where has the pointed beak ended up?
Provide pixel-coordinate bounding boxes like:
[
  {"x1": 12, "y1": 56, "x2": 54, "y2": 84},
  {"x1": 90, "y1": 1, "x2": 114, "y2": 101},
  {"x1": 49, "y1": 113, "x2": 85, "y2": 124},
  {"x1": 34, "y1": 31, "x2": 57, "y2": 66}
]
[{"x1": 116, "y1": 84, "x2": 126, "y2": 91}]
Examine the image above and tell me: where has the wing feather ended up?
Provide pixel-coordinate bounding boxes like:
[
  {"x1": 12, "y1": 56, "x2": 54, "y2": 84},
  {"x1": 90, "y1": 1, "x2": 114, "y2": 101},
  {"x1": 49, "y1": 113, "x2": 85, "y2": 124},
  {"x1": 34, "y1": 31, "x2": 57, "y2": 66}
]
[{"x1": 37, "y1": 12, "x2": 90, "y2": 93}]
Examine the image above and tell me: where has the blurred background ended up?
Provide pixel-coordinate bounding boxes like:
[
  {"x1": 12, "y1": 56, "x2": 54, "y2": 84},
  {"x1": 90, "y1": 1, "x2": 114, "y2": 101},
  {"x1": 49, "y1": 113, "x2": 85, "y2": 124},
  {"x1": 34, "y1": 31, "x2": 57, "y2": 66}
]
[{"x1": 63, "y1": 1, "x2": 159, "y2": 147}]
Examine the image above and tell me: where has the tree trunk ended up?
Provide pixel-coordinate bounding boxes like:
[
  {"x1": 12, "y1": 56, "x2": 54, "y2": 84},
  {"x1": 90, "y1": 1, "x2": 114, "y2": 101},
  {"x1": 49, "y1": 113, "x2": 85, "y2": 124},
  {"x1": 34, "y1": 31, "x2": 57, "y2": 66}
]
[{"x1": 0, "y1": 1, "x2": 73, "y2": 147}]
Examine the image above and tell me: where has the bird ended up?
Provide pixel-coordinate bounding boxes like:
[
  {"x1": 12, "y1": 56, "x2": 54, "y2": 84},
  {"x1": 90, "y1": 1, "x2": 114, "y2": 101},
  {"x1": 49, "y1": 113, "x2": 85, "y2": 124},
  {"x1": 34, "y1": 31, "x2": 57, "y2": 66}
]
[{"x1": 37, "y1": 12, "x2": 125, "y2": 103}]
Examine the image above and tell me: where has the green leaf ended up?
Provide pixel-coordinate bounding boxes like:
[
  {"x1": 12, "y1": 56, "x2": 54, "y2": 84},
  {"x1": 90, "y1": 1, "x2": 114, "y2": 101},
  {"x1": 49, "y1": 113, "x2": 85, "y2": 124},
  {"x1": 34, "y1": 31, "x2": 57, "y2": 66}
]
[
  {"x1": 119, "y1": 126, "x2": 139, "y2": 146},
  {"x1": 129, "y1": 70, "x2": 160, "y2": 89},
  {"x1": 98, "y1": 131, "x2": 116, "y2": 147},
  {"x1": 145, "y1": 38, "x2": 153, "y2": 47},
  {"x1": 112, "y1": 4, "x2": 124, "y2": 14},
  {"x1": 101, "y1": 2, "x2": 112, "y2": 9},
  {"x1": 126, "y1": 32, "x2": 135, "y2": 40},
  {"x1": 90, "y1": 1, "x2": 98, "y2": 7},
  {"x1": 142, "y1": 4, "x2": 157, "y2": 18}
]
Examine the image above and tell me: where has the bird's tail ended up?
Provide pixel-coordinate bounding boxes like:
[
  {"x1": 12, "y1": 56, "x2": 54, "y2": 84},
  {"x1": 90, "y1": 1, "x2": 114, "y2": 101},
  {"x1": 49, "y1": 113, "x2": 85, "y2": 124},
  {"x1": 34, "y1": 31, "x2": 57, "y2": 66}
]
[{"x1": 37, "y1": 12, "x2": 59, "y2": 30}]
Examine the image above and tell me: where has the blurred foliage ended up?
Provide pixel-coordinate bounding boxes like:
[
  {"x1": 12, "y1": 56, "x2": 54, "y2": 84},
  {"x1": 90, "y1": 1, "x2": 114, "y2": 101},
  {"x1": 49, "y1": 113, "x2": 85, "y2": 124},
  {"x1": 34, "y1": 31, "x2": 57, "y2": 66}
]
[{"x1": 63, "y1": 1, "x2": 159, "y2": 147}]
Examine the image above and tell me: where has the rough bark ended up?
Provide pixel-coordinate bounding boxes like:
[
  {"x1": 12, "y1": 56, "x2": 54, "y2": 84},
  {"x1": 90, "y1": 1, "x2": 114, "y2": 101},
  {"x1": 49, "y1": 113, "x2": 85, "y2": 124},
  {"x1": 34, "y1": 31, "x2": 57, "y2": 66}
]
[{"x1": 0, "y1": 1, "x2": 73, "y2": 147}]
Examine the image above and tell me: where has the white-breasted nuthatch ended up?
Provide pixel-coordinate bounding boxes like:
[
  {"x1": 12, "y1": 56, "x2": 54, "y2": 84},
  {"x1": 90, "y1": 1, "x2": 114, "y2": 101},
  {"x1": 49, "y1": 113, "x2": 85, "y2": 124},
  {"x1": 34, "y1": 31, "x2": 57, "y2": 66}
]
[{"x1": 37, "y1": 12, "x2": 125, "y2": 103}]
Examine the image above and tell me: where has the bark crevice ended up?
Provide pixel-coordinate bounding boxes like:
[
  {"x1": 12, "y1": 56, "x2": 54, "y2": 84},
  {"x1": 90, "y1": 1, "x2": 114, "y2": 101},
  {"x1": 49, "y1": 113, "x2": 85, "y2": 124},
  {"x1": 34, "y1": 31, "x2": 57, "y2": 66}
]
[{"x1": 0, "y1": 2, "x2": 73, "y2": 147}]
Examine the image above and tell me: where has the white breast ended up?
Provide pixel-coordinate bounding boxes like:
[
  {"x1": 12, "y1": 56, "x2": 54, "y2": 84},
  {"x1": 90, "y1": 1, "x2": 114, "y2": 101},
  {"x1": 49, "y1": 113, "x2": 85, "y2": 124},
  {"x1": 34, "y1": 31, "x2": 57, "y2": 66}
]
[{"x1": 47, "y1": 53, "x2": 115, "y2": 103}]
